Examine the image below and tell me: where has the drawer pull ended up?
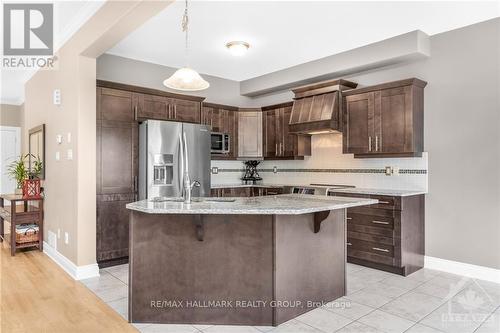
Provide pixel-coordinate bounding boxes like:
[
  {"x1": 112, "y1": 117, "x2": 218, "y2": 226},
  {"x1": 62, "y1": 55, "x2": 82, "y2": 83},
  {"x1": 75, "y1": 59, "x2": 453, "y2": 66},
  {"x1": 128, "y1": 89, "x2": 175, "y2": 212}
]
[
  {"x1": 372, "y1": 220, "x2": 389, "y2": 225},
  {"x1": 346, "y1": 217, "x2": 352, "y2": 220},
  {"x1": 347, "y1": 242, "x2": 352, "y2": 246},
  {"x1": 378, "y1": 201, "x2": 391, "y2": 204},
  {"x1": 372, "y1": 247, "x2": 389, "y2": 253}
]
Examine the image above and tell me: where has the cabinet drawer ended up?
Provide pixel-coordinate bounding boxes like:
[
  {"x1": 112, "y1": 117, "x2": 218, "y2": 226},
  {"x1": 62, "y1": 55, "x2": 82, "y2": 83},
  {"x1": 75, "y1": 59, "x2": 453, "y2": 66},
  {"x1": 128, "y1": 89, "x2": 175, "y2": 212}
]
[
  {"x1": 348, "y1": 231, "x2": 393, "y2": 246},
  {"x1": 348, "y1": 223, "x2": 394, "y2": 238},
  {"x1": 347, "y1": 238, "x2": 394, "y2": 257},
  {"x1": 347, "y1": 248, "x2": 395, "y2": 266},
  {"x1": 347, "y1": 212, "x2": 394, "y2": 229},
  {"x1": 370, "y1": 195, "x2": 400, "y2": 210}
]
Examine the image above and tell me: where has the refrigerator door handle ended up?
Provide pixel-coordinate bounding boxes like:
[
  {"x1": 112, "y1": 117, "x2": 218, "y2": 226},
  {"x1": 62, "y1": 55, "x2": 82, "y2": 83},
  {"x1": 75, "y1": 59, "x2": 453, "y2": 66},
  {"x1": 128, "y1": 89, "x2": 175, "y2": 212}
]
[
  {"x1": 178, "y1": 132, "x2": 184, "y2": 192},
  {"x1": 183, "y1": 131, "x2": 189, "y2": 172}
]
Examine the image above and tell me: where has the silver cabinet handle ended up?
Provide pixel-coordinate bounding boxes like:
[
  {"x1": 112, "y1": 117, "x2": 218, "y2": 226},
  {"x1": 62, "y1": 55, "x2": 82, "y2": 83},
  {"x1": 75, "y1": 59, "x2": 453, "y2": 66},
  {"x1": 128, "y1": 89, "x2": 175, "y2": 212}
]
[
  {"x1": 275, "y1": 143, "x2": 278, "y2": 156},
  {"x1": 372, "y1": 220, "x2": 389, "y2": 225},
  {"x1": 372, "y1": 247, "x2": 389, "y2": 253},
  {"x1": 378, "y1": 200, "x2": 391, "y2": 204},
  {"x1": 134, "y1": 106, "x2": 138, "y2": 121},
  {"x1": 347, "y1": 242, "x2": 352, "y2": 246},
  {"x1": 368, "y1": 136, "x2": 372, "y2": 152},
  {"x1": 346, "y1": 217, "x2": 352, "y2": 220},
  {"x1": 375, "y1": 136, "x2": 379, "y2": 152}
]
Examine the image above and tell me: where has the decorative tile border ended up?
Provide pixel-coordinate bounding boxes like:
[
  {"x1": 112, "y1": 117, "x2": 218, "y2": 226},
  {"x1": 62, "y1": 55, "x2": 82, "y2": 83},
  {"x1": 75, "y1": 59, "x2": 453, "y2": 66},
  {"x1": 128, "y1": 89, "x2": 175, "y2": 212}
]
[{"x1": 215, "y1": 168, "x2": 427, "y2": 174}]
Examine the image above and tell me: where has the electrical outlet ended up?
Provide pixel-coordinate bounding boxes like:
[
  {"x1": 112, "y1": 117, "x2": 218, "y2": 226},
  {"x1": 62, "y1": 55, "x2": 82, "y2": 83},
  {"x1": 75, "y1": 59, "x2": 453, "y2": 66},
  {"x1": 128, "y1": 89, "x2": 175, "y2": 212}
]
[
  {"x1": 385, "y1": 166, "x2": 393, "y2": 176},
  {"x1": 64, "y1": 232, "x2": 69, "y2": 244},
  {"x1": 57, "y1": 228, "x2": 61, "y2": 239},
  {"x1": 273, "y1": 166, "x2": 278, "y2": 173},
  {"x1": 211, "y1": 167, "x2": 218, "y2": 174}
]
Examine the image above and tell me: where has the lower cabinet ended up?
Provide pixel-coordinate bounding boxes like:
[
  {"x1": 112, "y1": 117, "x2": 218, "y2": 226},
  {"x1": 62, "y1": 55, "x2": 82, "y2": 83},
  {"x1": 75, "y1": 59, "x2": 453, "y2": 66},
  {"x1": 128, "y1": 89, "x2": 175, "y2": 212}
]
[
  {"x1": 211, "y1": 187, "x2": 284, "y2": 197},
  {"x1": 96, "y1": 194, "x2": 134, "y2": 265},
  {"x1": 329, "y1": 192, "x2": 425, "y2": 276}
]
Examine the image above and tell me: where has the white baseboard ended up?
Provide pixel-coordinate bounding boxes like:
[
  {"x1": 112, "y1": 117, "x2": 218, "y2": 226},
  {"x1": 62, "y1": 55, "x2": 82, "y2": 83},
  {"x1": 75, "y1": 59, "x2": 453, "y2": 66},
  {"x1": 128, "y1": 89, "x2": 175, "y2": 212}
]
[
  {"x1": 43, "y1": 241, "x2": 100, "y2": 280},
  {"x1": 425, "y1": 256, "x2": 500, "y2": 284}
]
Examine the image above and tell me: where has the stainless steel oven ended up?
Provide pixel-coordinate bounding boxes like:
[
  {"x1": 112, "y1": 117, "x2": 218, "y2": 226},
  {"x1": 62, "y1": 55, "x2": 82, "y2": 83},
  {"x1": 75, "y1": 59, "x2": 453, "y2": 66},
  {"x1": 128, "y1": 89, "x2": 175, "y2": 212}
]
[{"x1": 211, "y1": 132, "x2": 230, "y2": 154}]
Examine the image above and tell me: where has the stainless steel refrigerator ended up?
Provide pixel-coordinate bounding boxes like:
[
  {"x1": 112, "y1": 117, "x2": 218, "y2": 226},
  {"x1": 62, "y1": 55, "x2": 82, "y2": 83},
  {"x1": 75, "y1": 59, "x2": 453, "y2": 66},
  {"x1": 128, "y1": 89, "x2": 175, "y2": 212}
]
[{"x1": 139, "y1": 120, "x2": 211, "y2": 200}]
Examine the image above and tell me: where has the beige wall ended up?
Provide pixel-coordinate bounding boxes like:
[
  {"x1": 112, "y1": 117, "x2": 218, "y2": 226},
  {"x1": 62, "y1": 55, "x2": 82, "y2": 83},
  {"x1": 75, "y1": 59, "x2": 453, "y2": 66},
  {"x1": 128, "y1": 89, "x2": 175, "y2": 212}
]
[
  {"x1": 0, "y1": 104, "x2": 23, "y2": 127},
  {"x1": 23, "y1": 1, "x2": 172, "y2": 266}
]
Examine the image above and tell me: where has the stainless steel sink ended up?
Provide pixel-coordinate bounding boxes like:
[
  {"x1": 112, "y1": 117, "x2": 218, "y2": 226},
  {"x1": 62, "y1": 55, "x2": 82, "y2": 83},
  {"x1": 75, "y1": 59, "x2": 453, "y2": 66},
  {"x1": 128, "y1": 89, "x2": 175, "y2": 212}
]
[
  {"x1": 191, "y1": 198, "x2": 236, "y2": 203},
  {"x1": 150, "y1": 197, "x2": 184, "y2": 203}
]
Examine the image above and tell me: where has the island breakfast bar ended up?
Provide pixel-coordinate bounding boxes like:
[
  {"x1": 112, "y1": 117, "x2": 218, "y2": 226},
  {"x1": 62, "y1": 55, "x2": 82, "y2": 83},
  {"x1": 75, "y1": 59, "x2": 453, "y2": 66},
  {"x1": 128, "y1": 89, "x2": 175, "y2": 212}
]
[{"x1": 126, "y1": 194, "x2": 377, "y2": 326}]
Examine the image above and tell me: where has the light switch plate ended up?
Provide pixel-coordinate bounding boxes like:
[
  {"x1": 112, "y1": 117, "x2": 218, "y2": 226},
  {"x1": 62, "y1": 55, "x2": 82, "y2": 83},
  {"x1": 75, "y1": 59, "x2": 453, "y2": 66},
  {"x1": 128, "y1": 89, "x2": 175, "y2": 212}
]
[
  {"x1": 53, "y1": 89, "x2": 61, "y2": 105},
  {"x1": 273, "y1": 166, "x2": 278, "y2": 173},
  {"x1": 385, "y1": 166, "x2": 393, "y2": 176},
  {"x1": 211, "y1": 167, "x2": 219, "y2": 174}
]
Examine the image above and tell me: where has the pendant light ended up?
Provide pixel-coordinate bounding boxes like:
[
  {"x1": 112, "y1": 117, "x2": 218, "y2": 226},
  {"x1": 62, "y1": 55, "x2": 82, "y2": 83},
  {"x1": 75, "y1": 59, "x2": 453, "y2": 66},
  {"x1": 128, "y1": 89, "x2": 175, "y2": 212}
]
[{"x1": 163, "y1": 0, "x2": 209, "y2": 91}]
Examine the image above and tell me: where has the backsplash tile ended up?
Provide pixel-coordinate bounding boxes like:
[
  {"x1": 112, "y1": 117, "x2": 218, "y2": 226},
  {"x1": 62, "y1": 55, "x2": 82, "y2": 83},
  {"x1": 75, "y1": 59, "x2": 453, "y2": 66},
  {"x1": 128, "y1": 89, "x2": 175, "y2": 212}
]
[{"x1": 211, "y1": 134, "x2": 428, "y2": 191}]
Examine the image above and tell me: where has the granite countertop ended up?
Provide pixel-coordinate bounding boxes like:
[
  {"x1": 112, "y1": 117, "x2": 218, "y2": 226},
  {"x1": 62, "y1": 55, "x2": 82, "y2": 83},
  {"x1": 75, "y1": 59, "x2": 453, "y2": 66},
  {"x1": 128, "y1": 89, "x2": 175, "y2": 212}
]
[
  {"x1": 126, "y1": 194, "x2": 378, "y2": 215},
  {"x1": 210, "y1": 183, "x2": 286, "y2": 189},
  {"x1": 327, "y1": 188, "x2": 427, "y2": 197}
]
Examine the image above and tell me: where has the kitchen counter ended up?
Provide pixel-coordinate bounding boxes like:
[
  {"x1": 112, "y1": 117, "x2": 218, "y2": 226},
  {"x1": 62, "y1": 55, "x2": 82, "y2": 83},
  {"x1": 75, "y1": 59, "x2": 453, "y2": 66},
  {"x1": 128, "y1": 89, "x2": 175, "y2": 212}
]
[
  {"x1": 126, "y1": 194, "x2": 377, "y2": 215},
  {"x1": 210, "y1": 183, "x2": 285, "y2": 189},
  {"x1": 328, "y1": 187, "x2": 426, "y2": 197},
  {"x1": 126, "y1": 193, "x2": 375, "y2": 326}
]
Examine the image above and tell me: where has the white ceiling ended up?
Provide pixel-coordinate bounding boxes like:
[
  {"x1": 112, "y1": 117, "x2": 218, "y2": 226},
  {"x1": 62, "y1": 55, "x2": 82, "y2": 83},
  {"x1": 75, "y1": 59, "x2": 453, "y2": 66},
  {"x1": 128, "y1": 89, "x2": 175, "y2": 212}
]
[
  {"x1": 107, "y1": 0, "x2": 500, "y2": 82},
  {"x1": 1, "y1": 0, "x2": 105, "y2": 105}
]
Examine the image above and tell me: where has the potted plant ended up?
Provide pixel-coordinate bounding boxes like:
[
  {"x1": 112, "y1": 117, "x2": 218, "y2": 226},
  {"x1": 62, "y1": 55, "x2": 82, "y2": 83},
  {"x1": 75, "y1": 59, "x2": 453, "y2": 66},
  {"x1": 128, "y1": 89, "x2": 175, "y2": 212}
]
[
  {"x1": 23, "y1": 154, "x2": 43, "y2": 198},
  {"x1": 7, "y1": 155, "x2": 28, "y2": 195}
]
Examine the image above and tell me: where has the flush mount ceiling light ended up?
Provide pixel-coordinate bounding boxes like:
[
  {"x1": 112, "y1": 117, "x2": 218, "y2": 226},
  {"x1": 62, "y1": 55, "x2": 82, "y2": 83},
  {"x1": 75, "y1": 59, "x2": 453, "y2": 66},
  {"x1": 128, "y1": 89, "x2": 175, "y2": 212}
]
[
  {"x1": 164, "y1": 0, "x2": 209, "y2": 91},
  {"x1": 225, "y1": 41, "x2": 250, "y2": 56}
]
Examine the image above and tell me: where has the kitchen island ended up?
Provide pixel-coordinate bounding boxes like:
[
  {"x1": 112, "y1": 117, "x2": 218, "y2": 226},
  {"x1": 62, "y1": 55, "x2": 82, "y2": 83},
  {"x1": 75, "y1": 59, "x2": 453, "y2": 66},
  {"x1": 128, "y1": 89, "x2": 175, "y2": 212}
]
[{"x1": 126, "y1": 194, "x2": 377, "y2": 326}]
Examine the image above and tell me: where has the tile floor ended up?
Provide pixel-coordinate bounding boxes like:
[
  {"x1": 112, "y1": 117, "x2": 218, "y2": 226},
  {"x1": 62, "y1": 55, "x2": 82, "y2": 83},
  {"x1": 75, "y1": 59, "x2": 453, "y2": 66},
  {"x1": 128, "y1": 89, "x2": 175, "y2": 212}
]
[{"x1": 80, "y1": 263, "x2": 500, "y2": 333}]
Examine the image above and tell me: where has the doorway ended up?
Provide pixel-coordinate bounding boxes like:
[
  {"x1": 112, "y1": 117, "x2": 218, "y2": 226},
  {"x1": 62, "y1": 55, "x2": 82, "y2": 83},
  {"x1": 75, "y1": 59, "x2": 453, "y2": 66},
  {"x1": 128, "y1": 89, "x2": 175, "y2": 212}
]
[{"x1": 0, "y1": 126, "x2": 21, "y2": 194}]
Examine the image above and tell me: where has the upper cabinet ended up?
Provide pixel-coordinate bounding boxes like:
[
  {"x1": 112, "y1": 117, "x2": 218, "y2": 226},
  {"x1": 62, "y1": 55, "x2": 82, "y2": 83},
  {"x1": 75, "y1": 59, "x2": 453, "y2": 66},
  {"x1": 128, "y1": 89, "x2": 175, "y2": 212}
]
[
  {"x1": 262, "y1": 102, "x2": 311, "y2": 159},
  {"x1": 238, "y1": 109, "x2": 263, "y2": 159},
  {"x1": 201, "y1": 103, "x2": 239, "y2": 160},
  {"x1": 96, "y1": 80, "x2": 204, "y2": 124},
  {"x1": 289, "y1": 79, "x2": 358, "y2": 134},
  {"x1": 342, "y1": 78, "x2": 427, "y2": 158}
]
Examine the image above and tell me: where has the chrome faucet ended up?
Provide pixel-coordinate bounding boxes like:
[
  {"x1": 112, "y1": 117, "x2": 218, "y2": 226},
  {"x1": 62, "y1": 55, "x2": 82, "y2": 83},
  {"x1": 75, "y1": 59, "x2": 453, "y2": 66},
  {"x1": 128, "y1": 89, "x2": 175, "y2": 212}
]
[{"x1": 184, "y1": 178, "x2": 201, "y2": 204}]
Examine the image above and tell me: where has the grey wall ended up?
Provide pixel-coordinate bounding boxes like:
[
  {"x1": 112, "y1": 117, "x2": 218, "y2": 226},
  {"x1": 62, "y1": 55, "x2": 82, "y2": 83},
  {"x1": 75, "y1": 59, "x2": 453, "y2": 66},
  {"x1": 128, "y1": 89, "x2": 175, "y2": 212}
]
[
  {"x1": 98, "y1": 18, "x2": 500, "y2": 269},
  {"x1": 97, "y1": 54, "x2": 290, "y2": 107}
]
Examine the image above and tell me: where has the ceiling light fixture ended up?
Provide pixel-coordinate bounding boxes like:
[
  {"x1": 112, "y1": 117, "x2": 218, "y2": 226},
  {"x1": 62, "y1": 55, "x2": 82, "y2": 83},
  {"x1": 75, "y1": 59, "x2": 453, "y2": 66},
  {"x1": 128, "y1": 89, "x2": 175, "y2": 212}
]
[
  {"x1": 225, "y1": 41, "x2": 250, "y2": 56},
  {"x1": 164, "y1": 0, "x2": 209, "y2": 91}
]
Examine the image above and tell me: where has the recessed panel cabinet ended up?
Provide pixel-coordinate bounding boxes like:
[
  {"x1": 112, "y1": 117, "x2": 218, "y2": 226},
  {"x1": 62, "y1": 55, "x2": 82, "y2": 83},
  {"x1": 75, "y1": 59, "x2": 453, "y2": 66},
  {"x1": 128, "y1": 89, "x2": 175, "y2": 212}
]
[
  {"x1": 262, "y1": 102, "x2": 311, "y2": 159},
  {"x1": 343, "y1": 78, "x2": 426, "y2": 158},
  {"x1": 201, "y1": 103, "x2": 239, "y2": 159},
  {"x1": 137, "y1": 94, "x2": 201, "y2": 123},
  {"x1": 238, "y1": 109, "x2": 263, "y2": 159}
]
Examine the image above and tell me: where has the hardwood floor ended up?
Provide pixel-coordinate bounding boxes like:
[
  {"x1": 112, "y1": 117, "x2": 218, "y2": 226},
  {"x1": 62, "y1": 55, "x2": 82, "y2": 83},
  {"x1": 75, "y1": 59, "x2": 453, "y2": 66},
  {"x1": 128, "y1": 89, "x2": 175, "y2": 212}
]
[{"x1": 0, "y1": 243, "x2": 137, "y2": 332}]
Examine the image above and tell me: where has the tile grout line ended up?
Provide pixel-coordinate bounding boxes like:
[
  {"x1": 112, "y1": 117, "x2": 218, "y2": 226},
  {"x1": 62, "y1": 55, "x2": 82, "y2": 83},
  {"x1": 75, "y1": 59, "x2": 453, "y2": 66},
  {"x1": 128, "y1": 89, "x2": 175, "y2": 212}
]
[{"x1": 471, "y1": 304, "x2": 500, "y2": 333}]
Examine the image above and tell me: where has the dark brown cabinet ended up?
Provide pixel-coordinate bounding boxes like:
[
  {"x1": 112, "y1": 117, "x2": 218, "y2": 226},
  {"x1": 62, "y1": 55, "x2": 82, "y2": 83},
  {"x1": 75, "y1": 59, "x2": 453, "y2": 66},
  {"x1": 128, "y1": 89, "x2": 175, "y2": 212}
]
[
  {"x1": 96, "y1": 87, "x2": 138, "y2": 266},
  {"x1": 137, "y1": 94, "x2": 201, "y2": 123},
  {"x1": 202, "y1": 103, "x2": 239, "y2": 159},
  {"x1": 329, "y1": 192, "x2": 425, "y2": 276},
  {"x1": 262, "y1": 102, "x2": 311, "y2": 159},
  {"x1": 343, "y1": 78, "x2": 426, "y2": 158}
]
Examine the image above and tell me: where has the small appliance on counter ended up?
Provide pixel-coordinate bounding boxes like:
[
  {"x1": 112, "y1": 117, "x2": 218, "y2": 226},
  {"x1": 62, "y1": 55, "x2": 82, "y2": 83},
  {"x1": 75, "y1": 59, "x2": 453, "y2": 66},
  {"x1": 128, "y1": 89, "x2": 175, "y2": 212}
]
[{"x1": 241, "y1": 160, "x2": 262, "y2": 185}]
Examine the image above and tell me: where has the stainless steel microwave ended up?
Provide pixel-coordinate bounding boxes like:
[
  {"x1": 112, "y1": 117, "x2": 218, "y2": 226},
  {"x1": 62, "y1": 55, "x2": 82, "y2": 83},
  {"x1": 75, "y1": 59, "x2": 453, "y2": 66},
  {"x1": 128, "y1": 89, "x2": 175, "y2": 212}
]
[{"x1": 211, "y1": 132, "x2": 230, "y2": 154}]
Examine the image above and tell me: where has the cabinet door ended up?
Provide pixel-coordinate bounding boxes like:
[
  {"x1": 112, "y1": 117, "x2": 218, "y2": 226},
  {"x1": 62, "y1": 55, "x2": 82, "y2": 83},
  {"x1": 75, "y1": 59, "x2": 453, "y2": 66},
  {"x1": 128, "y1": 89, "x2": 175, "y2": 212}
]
[
  {"x1": 263, "y1": 110, "x2": 278, "y2": 157},
  {"x1": 201, "y1": 106, "x2": 213, "y2": 127},
  {"x1": 140, "y1": 94, "x2": 169, "y2": 120},
  {"x1": 98, "y1": 88, "x2": 135, "y2": 122},
  {"x1": 97, "y1": 120, "x2": 138, "y2": 194},
  {"x1": 280, "y1": 106, "x2": 297, "y2": 157},
  {"x1": 223, "y1": 110, "x2": 238, "y2": 159},
  {"x1": 96, "y1": 194, "x2": 133, "y2": 261},
  {"x1": 344, "y1": 92, "x2": 375, "y2": 154},
  {"x1": 171, "y1": 98, "x2": 201, "y2": 123},
  {"x1": 377, "y1": 86, "x2": 413, "y2": 153},
  {"x1": 238, "y1": 111, "x2": 262, "y2": 158}
]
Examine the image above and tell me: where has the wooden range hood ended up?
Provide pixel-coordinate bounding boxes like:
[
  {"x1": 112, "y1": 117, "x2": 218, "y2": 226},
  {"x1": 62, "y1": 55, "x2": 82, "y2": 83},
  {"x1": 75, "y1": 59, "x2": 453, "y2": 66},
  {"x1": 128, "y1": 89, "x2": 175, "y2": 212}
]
[{"x1": 289, "y1": 79, "x2": 358, "y2": 134}]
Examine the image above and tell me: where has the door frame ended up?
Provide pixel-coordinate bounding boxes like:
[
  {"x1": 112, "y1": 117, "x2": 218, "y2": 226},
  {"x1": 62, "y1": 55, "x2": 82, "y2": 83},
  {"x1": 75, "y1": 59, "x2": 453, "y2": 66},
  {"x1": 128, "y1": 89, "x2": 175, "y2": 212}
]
[{"x1": 0, "y1": 126, "x2": 22, "y2": 193}]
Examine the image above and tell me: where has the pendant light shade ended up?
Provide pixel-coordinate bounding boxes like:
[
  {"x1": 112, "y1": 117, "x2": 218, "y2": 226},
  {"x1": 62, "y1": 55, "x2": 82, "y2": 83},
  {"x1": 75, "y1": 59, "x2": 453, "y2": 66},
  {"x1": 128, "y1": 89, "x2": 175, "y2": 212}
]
[
  {"x1": 163, "y1": 0, "x2": 209, "y2": 91},
  {"x1": 163, "y1": 67, "x2": 210, "y2": 91}
]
